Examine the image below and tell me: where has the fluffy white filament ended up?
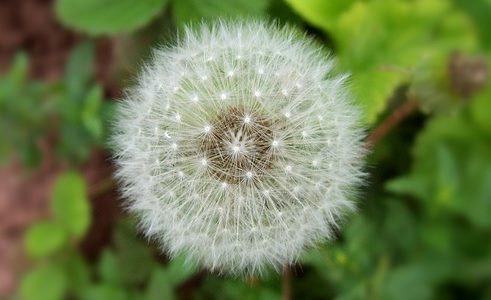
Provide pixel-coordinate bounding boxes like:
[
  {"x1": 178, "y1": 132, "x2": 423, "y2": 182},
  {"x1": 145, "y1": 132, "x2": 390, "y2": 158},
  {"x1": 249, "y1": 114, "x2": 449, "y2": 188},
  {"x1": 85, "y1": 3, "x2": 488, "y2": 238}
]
[{"x1": 113, "y1": 20, "x2": 365, "y2": 275}]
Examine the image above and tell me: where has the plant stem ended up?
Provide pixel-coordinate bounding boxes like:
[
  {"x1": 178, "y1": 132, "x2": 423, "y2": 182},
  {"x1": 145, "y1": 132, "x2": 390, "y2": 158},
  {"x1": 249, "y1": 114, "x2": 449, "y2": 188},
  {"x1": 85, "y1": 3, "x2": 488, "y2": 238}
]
[
  {"x1": 282, "y1": 265, "x2": 292, "y2": 300},
  {"x1": 366, "y1": 98, "x2": 419, "y2": 146}
]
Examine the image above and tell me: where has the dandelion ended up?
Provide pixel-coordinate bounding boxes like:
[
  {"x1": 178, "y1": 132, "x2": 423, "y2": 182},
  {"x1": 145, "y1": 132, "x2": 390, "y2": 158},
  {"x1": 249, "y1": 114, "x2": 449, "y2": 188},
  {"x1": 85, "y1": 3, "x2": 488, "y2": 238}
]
[{"x1": 113, "y1": 20, "x2": 365, "y2": 275}]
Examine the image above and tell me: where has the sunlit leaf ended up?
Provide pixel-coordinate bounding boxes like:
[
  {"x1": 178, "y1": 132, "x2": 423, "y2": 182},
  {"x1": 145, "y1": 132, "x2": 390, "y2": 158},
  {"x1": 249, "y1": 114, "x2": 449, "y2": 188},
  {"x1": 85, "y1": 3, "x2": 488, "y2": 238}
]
[
  {"x1": 25, "y1": 221, "x2": 67, "y2": 258},
  {"x1": 20, "y1": 264, "x2": 67, "y2": 300},
  {"x1": 51, "y1": 172, "x2": 91, "y2": 238},
  {"x1": 284, "y1": 0, "x2": 355, "y2": 32}
]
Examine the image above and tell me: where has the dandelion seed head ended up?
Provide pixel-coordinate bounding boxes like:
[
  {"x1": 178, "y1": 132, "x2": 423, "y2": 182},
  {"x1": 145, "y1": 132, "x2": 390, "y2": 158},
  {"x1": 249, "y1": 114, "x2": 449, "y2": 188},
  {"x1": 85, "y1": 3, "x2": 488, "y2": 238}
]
[{"x1": 113, "y1": 20, "x2": 365, "y2": 276}]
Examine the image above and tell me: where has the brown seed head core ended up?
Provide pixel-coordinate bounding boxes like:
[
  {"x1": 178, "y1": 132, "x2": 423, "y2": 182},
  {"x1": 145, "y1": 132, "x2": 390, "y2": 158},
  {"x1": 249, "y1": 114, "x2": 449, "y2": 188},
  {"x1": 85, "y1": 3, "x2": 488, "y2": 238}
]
[{"x1": 197, "y1": 107, "x2": 276, "y2": 184}]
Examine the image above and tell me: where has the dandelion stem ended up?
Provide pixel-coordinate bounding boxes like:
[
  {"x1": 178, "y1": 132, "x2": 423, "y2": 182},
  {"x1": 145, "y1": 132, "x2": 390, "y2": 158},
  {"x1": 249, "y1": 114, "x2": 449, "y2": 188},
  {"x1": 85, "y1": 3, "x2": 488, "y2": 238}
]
[
  {"x1": 366, "y1": 97, "x2": 419, "y2": 146},
  {"x1": 282, "y1": 265, "x2": 292, "y2": 300}
]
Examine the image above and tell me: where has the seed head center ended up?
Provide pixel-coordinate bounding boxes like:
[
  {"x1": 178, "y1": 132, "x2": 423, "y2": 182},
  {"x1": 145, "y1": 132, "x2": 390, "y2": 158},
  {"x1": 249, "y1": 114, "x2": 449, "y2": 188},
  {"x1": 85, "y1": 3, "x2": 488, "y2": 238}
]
[{"x1": 198, "y1": 107, "x2": 275, "y2": 184}]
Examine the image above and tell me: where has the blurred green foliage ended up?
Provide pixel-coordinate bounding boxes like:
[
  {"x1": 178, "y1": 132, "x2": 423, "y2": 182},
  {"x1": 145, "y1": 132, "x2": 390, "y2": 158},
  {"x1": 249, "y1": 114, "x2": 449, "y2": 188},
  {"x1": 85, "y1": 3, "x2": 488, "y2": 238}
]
[
  {"x1": 2, "y1": 0, "x2": 489, "y2": 299},
  {"x1": 21, "y1": 172, "x2": 90, "y2": 300},
  {"x1": 20, "y1": 171, "x2": 197, "y2": 300},
  {"x1": 0, "y1": 42, "x2": 113, "y2": 166}
]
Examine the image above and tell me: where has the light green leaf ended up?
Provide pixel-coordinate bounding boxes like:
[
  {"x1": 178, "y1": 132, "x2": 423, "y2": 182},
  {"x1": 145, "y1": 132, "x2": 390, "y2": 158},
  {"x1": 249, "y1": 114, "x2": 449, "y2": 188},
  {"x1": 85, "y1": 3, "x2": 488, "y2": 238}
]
[
  {"x1": 55, "y1": 0, "x2": 169, "y2": 35},
  {"x1": 470, "y1": 85, "x2": 491, "y2": 136},
  {"x1": 350, "y1": 70, "x2": 406, "y2": 124},
  {"x1": 51, "y1": 172, "x2": 91, "y2": 238},
  {"x1": 24, "y1": 221, "x2": 67, "y2": 258},
  {"x1": 285, "y1": 0, "x2": 478, "y2": 123},
  {"x1": 172, "y1": 0, "x2": 269, "y2": 27},
  {"x1": 20, "y1": 264, "x2": 67, "y2": 300},
  {"x1": 284, "y1": 0, "x2": 355, "y2": 32}
]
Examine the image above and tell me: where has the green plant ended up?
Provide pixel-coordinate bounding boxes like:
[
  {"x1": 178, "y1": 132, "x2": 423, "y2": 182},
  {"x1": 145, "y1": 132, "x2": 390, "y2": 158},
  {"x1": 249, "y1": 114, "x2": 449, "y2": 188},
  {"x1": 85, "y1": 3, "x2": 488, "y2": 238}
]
[
  {"x1": 20, "y1": 172, "x2": 197, "y2": 300},
  {"x1": 0, "y1": 42, "x2": 114, "y2": 166},
  {"x1": 9, "y1": 0, "x2": 491, "y2": 298},
  {"x1": 21, "y1": 171, "x2": 91, "y2": 300}
]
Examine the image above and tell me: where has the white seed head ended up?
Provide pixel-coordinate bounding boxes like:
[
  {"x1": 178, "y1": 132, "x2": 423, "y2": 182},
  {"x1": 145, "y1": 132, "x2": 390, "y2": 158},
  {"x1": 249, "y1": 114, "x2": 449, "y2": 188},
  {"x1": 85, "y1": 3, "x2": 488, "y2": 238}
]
[{"x1": 113, "y1": 20, "x2": 365, "y2": 276}]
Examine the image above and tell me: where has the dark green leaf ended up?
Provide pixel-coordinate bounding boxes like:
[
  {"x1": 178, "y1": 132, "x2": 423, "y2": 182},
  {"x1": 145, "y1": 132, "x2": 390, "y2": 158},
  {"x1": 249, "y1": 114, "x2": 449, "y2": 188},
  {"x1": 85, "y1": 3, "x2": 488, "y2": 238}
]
[
  {"x1": 166, "y1": 254, "x2": 197, "y2": 285},
  {"x1": 113, "y1": 219, "x2": 155, "y2": 285},
  {"x1": 82, "y1": 85, "x2": 104, "y2": 140},
  {"x1": 97, "y1": 250, "x2": 123, "y2": 285},
  {"x1": 173, "y1": 0, "x2": 269, "y2": 27},
  {"x1": 65, "y1": 42, "x2": 94, "y2": 99},
  {"x1": 145, "y1": 268, "x2": 174, "y2": 300},
  {"x1": 81, "y1": 284, "x2": 129, "y2": 300},
  {"x1": 55, "y1": 0, "x2": 169, "y2": 35},
  {"x1": 65, "y1": 254, "x2": 91, "y2": 296}
]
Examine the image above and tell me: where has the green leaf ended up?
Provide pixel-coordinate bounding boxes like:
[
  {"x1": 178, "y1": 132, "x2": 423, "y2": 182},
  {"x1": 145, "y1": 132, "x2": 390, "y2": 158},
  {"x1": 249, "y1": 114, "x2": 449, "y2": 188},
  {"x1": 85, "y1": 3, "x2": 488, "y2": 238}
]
[
  {"x1": 65, "y1": 42, "x2": 94, "y2": 100},
  {"x1": 145, "y1": 268, "x2": 174, "y2": 300},
  {"x1": 57, "y1": 123, "x2": 92, "y2": 162},
  {"x1": 6, "y1": 53, "x2": 29, "y2": 86},
  {"x1": 349, "y1": 70, "x2": 405, "y2": 124},
  {"x1": 81, "y1": 284, "x2": 129, "y2": 300},
  {"x1": 470, "y1": 85, "x2": 491, "y2": 136},
  {"x1": 284, "y1": 0, "x2": 355, "y2": 32},
  {"x1": 172, "y1": 0, "x2": 269, "y2": 27},
  {"x1": 451, "y1": 0, "x2": 491, "y2": 48},
  {"x1": 166, "y1": 254, "x2": 197, "y2": 285},
  {"x1": 20, "y1": 264, "x2": 67, "y2": 300},
  {"x1": 19, "y1": 141, "x2": 42, "y2": 168},
  {"x1": 389, "y1": 111, "x2": 491, "y2": 228},
  {"x1": 24, "y1": 221, "x2": 67, "y2": 258},
  {"x1": 385, "y1": 175, "x2": 430, "y2": 200},
  {"x1": 51, "y1": 172, "x2": 91, "y2": 238},
  {"x1": 97, "y1": 250, "x2": 122, "y2": 285},
  {"x1": 65, "y1": 254, "x2": 91, "y2": 296},
  {"x1": 112, "y1": 219, "x2": 155, "y2": 285},
  {"x1": 82, "y1": 85, "x2": 104, "y2": 140},
  {"x1": 379, "y1": 264, "x2": 436, "y2": 300},
  {"x1": 285, "y1": 0, "x2": 479, "y2": 123},
  {"x1": 55, "y1": 0, "x2": 169, "y2": 35}
]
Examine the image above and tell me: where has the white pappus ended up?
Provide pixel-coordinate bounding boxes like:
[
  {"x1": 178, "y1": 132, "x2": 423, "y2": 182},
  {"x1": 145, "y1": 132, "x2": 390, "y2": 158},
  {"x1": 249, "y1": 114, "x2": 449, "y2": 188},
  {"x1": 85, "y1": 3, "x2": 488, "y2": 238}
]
[{"x1": 113, "y1": 20, "x2": 366, "y2": 276}]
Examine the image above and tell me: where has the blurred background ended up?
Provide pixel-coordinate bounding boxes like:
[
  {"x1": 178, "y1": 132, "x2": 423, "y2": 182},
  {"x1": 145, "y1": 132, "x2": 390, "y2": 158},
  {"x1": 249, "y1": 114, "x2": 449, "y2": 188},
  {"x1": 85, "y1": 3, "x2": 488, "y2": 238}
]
[{"x1": 0, "y1": 0, "x2": 490, "y2": 299}]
